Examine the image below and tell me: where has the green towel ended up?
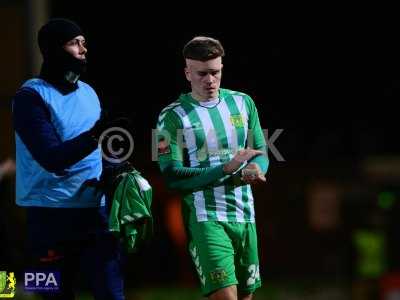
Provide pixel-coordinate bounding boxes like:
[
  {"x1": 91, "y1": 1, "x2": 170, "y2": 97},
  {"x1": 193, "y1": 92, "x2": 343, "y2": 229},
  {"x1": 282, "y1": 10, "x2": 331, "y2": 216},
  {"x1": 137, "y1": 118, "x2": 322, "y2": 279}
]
[{"x1": 109, "y1": 169, "x2": 153, "y2": 253}]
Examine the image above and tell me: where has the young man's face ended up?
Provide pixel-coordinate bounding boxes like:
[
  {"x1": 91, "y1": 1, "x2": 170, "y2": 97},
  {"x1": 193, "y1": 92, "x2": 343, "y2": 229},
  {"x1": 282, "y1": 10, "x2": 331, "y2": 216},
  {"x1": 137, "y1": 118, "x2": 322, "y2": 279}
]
[
  {"x1": 63, "y1": 35, "x2": 87, "y2": 60},
  {"x1": 185, "y1": 57, "x2": 223, "y2": 101}
]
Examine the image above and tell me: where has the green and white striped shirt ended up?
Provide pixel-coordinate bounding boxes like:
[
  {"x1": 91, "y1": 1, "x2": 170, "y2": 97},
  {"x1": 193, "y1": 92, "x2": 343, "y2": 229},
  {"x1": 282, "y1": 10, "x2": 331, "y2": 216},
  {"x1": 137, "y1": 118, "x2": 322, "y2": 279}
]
[{"x1": 157, "y1": 88, "x2": 267, "y2": 223}]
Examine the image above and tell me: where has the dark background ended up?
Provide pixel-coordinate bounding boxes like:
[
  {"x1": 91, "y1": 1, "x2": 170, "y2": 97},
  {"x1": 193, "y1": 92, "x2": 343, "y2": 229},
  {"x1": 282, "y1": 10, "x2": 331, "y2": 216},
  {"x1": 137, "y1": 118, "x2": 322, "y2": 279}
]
[
  {"x1": 53, "y1": 2, "x2": 400, "y2": 162},
  {"x1": 1, "y1": 1, "x2": 400, "y2": 298}
]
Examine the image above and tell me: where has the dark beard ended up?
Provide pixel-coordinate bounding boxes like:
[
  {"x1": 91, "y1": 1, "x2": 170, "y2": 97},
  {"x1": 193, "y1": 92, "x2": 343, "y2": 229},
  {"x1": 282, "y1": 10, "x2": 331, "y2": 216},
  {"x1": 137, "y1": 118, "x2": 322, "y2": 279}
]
[
  {"x1": 39, "y1": 50, "x2": 87, "y2": 94},
  {"x1": 57, "y1": 50, "x2": 87, "y2": 75},
  {"x1": 47, "y1": 49, "x2": 87, "y2": 77}
]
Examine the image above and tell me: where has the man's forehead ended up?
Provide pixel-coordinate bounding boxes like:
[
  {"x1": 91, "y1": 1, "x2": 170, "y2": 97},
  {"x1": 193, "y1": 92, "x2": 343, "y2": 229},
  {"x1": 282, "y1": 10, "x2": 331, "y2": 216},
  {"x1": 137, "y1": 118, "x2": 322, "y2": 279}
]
[{"x1": 185, "y1": 57, "x2": 222, "y2": 69}]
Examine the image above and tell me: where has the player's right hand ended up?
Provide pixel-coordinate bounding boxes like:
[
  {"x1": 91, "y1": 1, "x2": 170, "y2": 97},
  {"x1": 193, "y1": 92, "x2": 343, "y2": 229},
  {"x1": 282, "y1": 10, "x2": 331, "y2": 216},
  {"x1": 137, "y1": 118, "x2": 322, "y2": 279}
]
[
  {"x1": 223, "y1": 148, "x2": 264, "y2": 174},
  {"x1": 233, "y1": 149, "x2": 264, "y2": 163}
]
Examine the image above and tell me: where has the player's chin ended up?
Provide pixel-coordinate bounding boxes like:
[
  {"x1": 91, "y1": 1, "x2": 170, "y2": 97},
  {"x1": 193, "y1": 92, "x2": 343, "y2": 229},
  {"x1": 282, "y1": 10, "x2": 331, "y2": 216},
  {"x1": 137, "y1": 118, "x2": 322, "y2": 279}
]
[{"x1": 205, "y1": 88, "x2": 217, "y2": 97}]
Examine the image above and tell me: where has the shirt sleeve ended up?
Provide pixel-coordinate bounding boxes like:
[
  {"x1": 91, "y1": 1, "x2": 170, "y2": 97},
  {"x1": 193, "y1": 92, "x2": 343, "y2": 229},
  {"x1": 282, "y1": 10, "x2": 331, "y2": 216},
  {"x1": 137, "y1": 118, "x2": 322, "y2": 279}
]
[
  {"x1": 12, "y1": 87, "x2": 98, "y2": 174},
  {"x1": 245, "y1": 95, "x2": 269, "y2": 174},
  {"x1": 156, "y1": 109, "x2": 226, "y2": 191}
]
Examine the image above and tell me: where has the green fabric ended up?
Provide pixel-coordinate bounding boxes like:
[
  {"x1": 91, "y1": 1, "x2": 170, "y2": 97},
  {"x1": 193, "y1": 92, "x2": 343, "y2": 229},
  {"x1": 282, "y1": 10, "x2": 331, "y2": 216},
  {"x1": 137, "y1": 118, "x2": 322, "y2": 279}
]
[
  {"x1": 109, "y1": 169, "x2": 153, "y2": 253},
  {"x1": 243, "y1": 92, "x2": 266, "y2": 150},
  {"x1": 216, "y1": 146, "x2": 268, "y2": 187},
  {"x1": 157, "y1": 88, "x2": 268, "y2": 223},
  {"x1": 157, "y1": 108, "x2": 184, "y2": 162},
  {"x1": 159, "y1": 160, "x2": 225, "y2": 192},
  {"x1": 187, "y1": 220, "x2": 261, "y2": 296},
  {"x1": 248, "y1": 146, "x2": 268, "y2": 174}
]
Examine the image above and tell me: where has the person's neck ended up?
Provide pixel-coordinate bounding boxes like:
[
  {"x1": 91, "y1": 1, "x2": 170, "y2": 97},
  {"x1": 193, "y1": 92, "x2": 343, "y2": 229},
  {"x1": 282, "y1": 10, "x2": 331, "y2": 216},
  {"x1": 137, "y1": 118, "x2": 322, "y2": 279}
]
[
  {"x1": 191, "y1": 91, "x2": 219, "y2": 102},
  {"x1": 65, "y1": 71, "x2": 80, "y2": 84},
  {"x1": 39, "y1": 62, "x2": 79, "y2": 95}
]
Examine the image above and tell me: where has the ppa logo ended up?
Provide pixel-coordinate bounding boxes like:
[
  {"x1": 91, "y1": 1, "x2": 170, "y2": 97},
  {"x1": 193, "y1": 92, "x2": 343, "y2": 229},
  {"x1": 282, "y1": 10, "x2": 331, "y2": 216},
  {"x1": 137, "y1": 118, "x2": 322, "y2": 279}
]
[
  {"x1": 24, "y1": 271, "x2": 60, "y2": 292},
  {"x1": 0, "y1": 271, "x2": 16, "y2": 298}
]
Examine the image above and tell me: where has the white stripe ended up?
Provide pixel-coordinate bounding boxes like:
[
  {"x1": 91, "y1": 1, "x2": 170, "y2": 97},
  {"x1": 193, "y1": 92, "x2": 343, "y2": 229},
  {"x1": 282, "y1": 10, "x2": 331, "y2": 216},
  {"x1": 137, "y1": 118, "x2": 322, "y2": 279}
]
[
  {"x1": 234, "y1": 186, "x2": 245, "y2": 222},
  {"x1": 158, "y1": 103, "x2": 180, "y2": 125},
  {"x1": 136, "y1": 176, "x2": 151, "y2": 191},
  {"x1": 158, "y1": 112, "x2": 167, "y2": 123},
  {"x1": 247, "y1": 188, "x2": 255, "y2": 222},
  {"x1": 157, "y1": 112, "x2": 167, "y2": 130},
  {"x1": 213, "y1": 186, "x2": 227, "y2": 221},
  {"x1": 174, "y1": 106, "x2": 199, "y2": 167},
  {"x1": 122, "y1": 215, "x2": 135, "y2": 223},
  {"x1": 174, "y1": 106, "x2": 205, "y2": 222},
  {"x1": 157, "y1": 121, "x2": 165, "y2": 130},
  {"x1": 161, "y1": 102, "x2": 180, "y2": 114},
  {"x1": 217, "y1": 99, "x2": 239, "y2": 154},
  {"x1": 194, "y1": 190, "x2": 207, "y2": 221},
  {"x1": 194, "y1": 107, "x2": 219, "y2": 166}
]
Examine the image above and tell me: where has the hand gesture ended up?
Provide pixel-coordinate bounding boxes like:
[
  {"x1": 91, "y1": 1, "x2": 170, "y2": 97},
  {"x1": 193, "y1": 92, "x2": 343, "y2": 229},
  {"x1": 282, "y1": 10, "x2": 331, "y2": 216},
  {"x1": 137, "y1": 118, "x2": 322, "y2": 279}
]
[
  {"x1": 223, "y1": 148, "x2": 264, "y2": 174},
  {"x1": 241, "y1": 162, "x2": 266, "y2": 184}
]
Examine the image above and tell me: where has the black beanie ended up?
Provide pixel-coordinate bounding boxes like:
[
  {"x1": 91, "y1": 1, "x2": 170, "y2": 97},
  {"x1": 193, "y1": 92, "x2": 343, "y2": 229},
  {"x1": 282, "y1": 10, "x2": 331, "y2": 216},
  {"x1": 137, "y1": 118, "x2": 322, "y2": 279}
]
[{"x1": 38, "y1": 18, "x2": 84, "y2": 57}]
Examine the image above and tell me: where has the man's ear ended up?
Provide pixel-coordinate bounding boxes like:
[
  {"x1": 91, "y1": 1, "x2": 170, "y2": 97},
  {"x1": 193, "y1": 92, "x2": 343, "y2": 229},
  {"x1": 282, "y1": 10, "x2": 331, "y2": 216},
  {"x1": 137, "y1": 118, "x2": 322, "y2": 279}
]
[{"x1": 184, "y1": 67, "x2": 191, "y2": 81}]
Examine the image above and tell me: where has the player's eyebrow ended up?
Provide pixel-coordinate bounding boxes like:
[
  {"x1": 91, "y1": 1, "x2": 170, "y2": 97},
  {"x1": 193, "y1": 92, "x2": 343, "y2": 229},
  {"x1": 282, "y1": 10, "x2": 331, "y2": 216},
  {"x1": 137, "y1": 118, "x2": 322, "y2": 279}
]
[{"x1": 198, "y1": 69, "x2": 221, "y2": 73}]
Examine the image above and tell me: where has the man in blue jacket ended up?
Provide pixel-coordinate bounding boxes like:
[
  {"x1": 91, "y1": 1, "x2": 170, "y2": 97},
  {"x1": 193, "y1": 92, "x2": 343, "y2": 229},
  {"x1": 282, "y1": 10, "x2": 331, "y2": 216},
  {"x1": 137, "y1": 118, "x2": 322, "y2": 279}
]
[{"x1": 12, "y1": 18, "x2": 125, "y2": 299}]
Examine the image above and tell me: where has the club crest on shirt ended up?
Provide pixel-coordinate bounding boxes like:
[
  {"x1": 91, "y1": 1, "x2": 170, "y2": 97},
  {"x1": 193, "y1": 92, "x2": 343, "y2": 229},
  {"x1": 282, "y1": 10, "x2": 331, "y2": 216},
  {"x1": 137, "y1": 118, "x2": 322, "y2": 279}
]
[{"x1": 230, "y1": 114, "x2": 244, "y2": 128}]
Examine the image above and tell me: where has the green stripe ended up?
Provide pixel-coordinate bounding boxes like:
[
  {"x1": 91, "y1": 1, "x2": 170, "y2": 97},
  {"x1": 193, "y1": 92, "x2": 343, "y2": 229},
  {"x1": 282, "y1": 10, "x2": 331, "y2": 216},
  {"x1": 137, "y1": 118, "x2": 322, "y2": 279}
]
[
  {"x1": 224, "y1": 96, "x2": 246, "y2": 149},
  {"x1": 203, "y1": 189, "x2": 217, "y2": 220},
  {"x1": 207, "y1": 107, "x2": 236, "y2": 219},
  {"x1": 180, "y1": 100, "x2": 210, "y2": 167},
  {"x1": 225, "y1": 184, "x2": 238, "y2": 222},
  {"x1": 225, "y1": 95, "x2": 248, "y2": 221},
  {"x1": 242, "y1": 185, "x2": 251, "y2": 222},
  {"x1": 183, "y1": 193, "x2": 195, "y2": 225},
  {"x1": 207, "y1": 107, "x2": 229, "y2": 160}
]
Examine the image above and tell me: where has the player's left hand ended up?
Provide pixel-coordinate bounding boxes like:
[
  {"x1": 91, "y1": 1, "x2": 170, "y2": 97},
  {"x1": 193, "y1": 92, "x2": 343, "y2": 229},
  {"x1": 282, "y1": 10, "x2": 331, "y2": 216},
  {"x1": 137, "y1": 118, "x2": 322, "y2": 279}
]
[{"x1": 241, "y1": 163, "x2": 266, "y2": 184}]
